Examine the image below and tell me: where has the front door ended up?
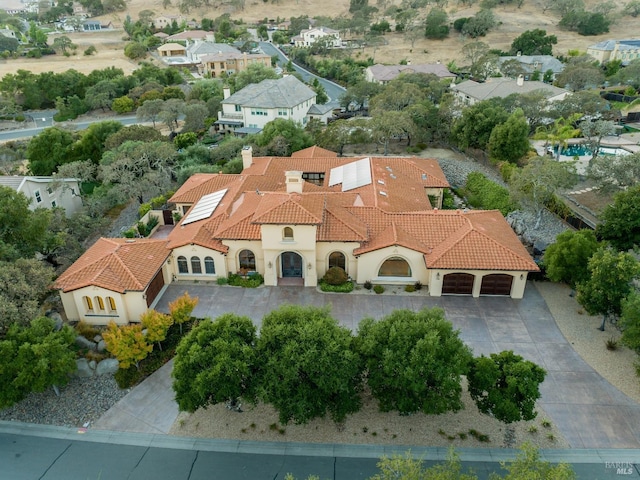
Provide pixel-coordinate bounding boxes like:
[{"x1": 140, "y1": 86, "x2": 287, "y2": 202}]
[{"x1": 281, "y1": 252, "x2": 303, "y2": 277}]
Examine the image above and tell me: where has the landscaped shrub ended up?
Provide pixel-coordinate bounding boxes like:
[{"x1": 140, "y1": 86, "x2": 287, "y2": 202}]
[
  {"x1": 414, "y1": 281, "x2": 423, "y2": 291},
  {"x1": 405, "y1": 284, "x2": 416, "y2": 292},
  {"x1": 216, "y1": 277, "x2": 228, "y2": 285},
  {"x1": 323, "y1": 266, "x2": 348, "y2": 285},
  {"x1": 464, "y1": 172, "x2": 516, "y2": 215},
  {"x1": 319, "y1": 281, "x2": 354, "y2": 293},
  {"x1": 373, "y1": 285, "x2": 385, "y2": 294},
  {"x1": 227, "y1": 272, "x2": 264, "y2": 288},
  {"x1": 363, "y1": 280, "x2": 373, "y2": 290}
]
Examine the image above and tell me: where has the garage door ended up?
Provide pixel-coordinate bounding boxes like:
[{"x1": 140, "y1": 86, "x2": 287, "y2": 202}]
[
  {"x1": 480, "y1": 274, "x2": 513, "y2": 296},
  {"x1": 442, "y1": 273, "x2": 474, "y2": 295}
]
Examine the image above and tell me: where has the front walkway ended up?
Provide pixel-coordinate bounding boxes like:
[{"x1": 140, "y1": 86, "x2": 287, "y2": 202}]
[{"x1": 96, "y1": 283, "x2": 640, "y2": 449}]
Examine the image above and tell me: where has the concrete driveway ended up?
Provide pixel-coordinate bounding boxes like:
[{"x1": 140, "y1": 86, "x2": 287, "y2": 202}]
[{"x1": 96, "y1": 282, "x2": 640, "y2": 449}]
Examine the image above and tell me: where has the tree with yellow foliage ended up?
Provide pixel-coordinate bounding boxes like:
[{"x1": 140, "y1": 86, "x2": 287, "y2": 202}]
[
  {"x1": 169, "y1": 292, "x2": 198, "y2": 334},
  {"x1": 140, "y1": 310, "x2": 173, "y2": 351},
  {"x1": 102, "y1": 322, "x2": 153, "y2": 370}
]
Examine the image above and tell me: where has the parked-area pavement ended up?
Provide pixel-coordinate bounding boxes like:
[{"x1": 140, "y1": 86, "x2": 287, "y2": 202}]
[{"x1": 90, "y1": 282, "x2": 640, "y2": 450}]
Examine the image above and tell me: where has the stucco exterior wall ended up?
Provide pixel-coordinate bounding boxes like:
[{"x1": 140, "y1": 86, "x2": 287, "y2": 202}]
[
  {"x1": 59, "y1": 286, "x2": 146, "y2": 325},
  {"x1": 316, "y1": 242, "x2": 359, "y2": 278},
  {"x1": 355, "y1": 246, "x2": 429, "y2": 286},
  {"x1": 260, "y1": 224, "x2": 317, "y2": 286},
  {"x1": 21, "y1": 179, "x2": 83, "y2": 217},
  {"x1": 170, "y1": 245, "x2": 226, "y2": 281},
  {"x1": 223, "y1": 240, "x2": 265, "y2": 276}
]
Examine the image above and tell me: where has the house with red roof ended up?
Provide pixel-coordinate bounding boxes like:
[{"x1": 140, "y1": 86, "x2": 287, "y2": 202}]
[{"x1": 54, "y1": 146, "x2": 538, "y2": 324}]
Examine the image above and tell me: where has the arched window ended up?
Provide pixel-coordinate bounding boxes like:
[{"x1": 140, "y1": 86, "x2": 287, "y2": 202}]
[
  {"x1": 283, "y1": 227, "x2": 294, "y2": 240},
  {"x1": 204, "y1": 256, "x2": 215, "y2": 274},
  {"x1": 95, "y1": 296, "x2": 105, "y2": 311},
  {"x1": 107, "y1": 296, "x2": 117, "y2": 312},
  {"x1": 378, "y1": 257, "x2": 411, "y2": 277},
  {"x1": 191, "y1": 256, "x2": 202, "y2": 274},
  {"x1": 239, "y1": 249, "x2": 256, "y2": 271},
  {"x1": 328, "y1": 251, "x2": 346, "y2": 271},
  {"x1": 177, "y1": 256, "x2": 188, "y2": 274},
  {"x1": 84, "y1": 296, "x2": 93, "y2": 312}
]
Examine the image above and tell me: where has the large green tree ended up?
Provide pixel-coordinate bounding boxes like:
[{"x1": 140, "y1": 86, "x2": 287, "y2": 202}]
[
  {"x1": 27, "y1": 127, "x2": 76, "y2": 175},
  {"x1": 256, "y1": 305, "x2": 363, "y2": 424},
  {"x1": 576, "y1": 246, "x2": 640, "y2": 329},
  {"x1": 424, "y1": 7, "x2": 449, "y2": 39},
  {"x1": 172, "y1": 313, "x2": 257, "y2": 412},
  {"x1": 0, "y1": 187, "x2": 52, "y2": 261},
  {"x1": 510, "y1": 29, "x2": 557, "y2": 55},
  {"x1": 67, "y1": 120, "x2": 123, "y2": 165},
  {"x1": 0, "y1": 317, "x2": 76, "y2": 408},
  {"x1": 255, "y1": 118, "x2": 314, "y2": 157},
  {"x1": 620, "y1": 292, "x2": 640, "y2": 353},
  {"x1": 596, "y1": 185, "x2": 640, "y2": 251},
  {"x1": 543, "y1": 229, "x2": 600, "y2": 288},
  {"x1": 452, "y1": 100, "x2": 509, "y2": 150},
  {"x1": 509, "y1": 156, "x2": 577, "y2": 229},
  {"x1": 0, "y1": 258, "x2": 55, "y2": 336},
  {"x1": 588, "y1": 152, "x2": 640, "y2": 192},
  {"x1": 356, "y1": 308, "x2": 473, "y2": 415},
  {"x1": 488, "y1": 109, "x2": 531, "y2": 163},
  {"x1": 228, "y1": 63, "x2": 280, "y2": 92},
  {"x1": 468, "y1": 351, "x2": 546, "y2": 424}
]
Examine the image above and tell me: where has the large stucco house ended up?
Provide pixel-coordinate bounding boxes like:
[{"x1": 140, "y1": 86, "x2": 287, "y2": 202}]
[
  {"x1": 365, "y1": 63, "x2": 455, "y2": 84},
  {"x1": 587, "y1": 39, "x2": 640, "y2": 65},
  {"x1": 0, "y1": 176, "x2": 83, "y2": 216},
  {"x1": 216, "y1": 75, "x2": 317, "y2": 134},
  {"x1": 54, "y1": 146, "x2": 539, "y2": 325},
  {"x1": 292, "y1": 26, "x2": 341, "y2": 48}
]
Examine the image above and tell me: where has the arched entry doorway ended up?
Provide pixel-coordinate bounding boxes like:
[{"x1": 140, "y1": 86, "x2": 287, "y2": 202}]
[{"x1": 281, "y1": 251, "x2": 303, "y2": 278}]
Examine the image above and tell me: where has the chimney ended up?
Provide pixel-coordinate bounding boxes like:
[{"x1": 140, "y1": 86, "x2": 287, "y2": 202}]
[
  {"x1": 285, "y1": 171, "x2": 303, "y2": 193},
  {"x1": 241, "y1": 146, "x2": 253, "y2": 170},
  {"x1": 223, "y1": 87, "x2": 231, "y2": 99},
  {"x1": 517, "y1": 74, "x2": 524, "y2": 86}
]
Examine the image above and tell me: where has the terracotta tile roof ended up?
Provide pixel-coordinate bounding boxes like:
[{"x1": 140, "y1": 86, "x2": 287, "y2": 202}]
[
  {"x1": 215, "y1": 191, "x2": 263, "y2": 240},
  {"x1": 317, "y1": 202, "x2": 368, "y2": 241},
  {"x1": 170, "y1": 174, "x2": 239, "y2": 204},
  {"x1": 54, "y1": 238, "x2": 170, "y2": 293},
  {"x1": 292, "y1": 145, "x2": 338, "y2": 158},
  {"x1": 166, "y1": 214, "x2": 229, "y2": 252},
  {"x1": 252, "y1": 193, "x2": 324, "y2": 224},
  {"x1": 425, "y1": 211, "x2": 539, "y2": 271}
]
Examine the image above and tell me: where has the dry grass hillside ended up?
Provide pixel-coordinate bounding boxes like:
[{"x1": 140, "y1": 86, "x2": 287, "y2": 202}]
[{"x1": 0, "y1": 0, "x2": 637, "y2": 76}]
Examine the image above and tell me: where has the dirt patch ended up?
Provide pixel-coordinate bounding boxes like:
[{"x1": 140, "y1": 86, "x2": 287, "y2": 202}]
[{"x1": 1, "y1": 0, "x2": 635, "y2": 78}]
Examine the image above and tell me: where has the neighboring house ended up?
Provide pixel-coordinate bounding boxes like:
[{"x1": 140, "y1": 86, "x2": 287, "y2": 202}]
[
  {"x1": 306, "y1": 102, "x2": 336, "y2": 124},
  {"x1": 82, "y1": 20, "x2": 101, "y2": 31},
  {"x1": 157, "y1": 42, "x2": 187, "y2": 57},
  {"x1": 166, "y1": 29, "x2": 211, "y2": 42},
  {"x1": 451, "y1": 76, "x2": 570, "y2": 105},
  {"x1": 198, "y1": 51, "x2": 271, "y2": 78},
  {"x1": 497, "y1": 54, "x2": 564, "y2": 80},
  {"x1": 587, "y1": 39, "x2": 640, "y2": 65},
  {"x1": 71, "y1": 1, "x2": 88, "y2": 17},
  {"x1": 0, "y1": 176, "x2": 83, "y2": 217},
  {"x1": 365, "y1": 63, "x2": 456, "y2": 84},
  {"x1": 186, "y1": 40, "x2": 240, "y2": 63},
  {"x1": 55, "y1": 145, "x2": 539, "y2": 324},
  {"x1": 216, "y1": 75, "x2": 317, "y2": 134},
  {"x1": 153, "y1": 32, "x2": 169, "y2": 41},
  {"x1": 154, "y1": 14, "x2": 184, "y2": 29},
  {"x1": 292, "y1": 26, "x2": 341, "y2": 48}
]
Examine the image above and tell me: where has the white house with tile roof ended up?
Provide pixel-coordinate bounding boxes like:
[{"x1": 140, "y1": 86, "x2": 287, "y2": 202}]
[
  {"x1": 55, "y1": 146, "x2": 538, "y2": 324},
  {"x1": 0, "y1": 176, "x2": 83, "y2": 216},
  {"x1": 216, "y1": 75, "x2": 317, "y2": 134}
]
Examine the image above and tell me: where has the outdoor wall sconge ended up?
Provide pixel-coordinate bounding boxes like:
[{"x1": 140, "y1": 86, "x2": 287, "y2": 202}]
[
  {"x1": 307, "y1": 262, "x2": 312, "y2": 270},
  {"x1": 436, "y1": 272, "x2": 440, "y2": 280},
  {"x1": 520, "y1": 274, "x2": 524, "y2": 280},
  {"x1": 268, "y1": 261, "x2": 272, "y2": 269}
]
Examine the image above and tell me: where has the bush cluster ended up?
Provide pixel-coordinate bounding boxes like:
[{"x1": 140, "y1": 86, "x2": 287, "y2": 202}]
[
  {"x1": 464, "y1": 172, "x2": 517, "y2": 215},
  {"x1": 323, "y1": 266, "x2": 349, "y2": 285},
  {"x1": 227, "y1": 272, "x2": 264, "y2": 288},
  {"x1": 319, "y1": 281, "x2": 354, "y2": 293}
]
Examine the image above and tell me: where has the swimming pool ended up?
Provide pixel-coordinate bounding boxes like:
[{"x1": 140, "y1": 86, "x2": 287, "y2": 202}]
[{"x1": 555, "y1": 145, "x2": 631, "y2": 157}]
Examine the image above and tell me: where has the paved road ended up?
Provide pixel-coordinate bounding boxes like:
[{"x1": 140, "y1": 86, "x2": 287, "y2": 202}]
[
  {"x1": 0, "y1": 114, "x2": 139, "y2": 142},
  {"x1": 1, "y1": 423, "x2": 638, "y2": 480},
  {"x1": 260, "y1": 42, "x2": 346, "y2": 104}
]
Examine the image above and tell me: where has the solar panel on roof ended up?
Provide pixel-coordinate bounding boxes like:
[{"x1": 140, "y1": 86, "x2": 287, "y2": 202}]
[
  {"x1": 182, "y1": 188, "x2": 228, "y2": 226},
  {"x1": 328, "y1": 158, "x2": 372, "y2": 191},
  {"x1": 342, "y1": 157, "x2": 371, "y2": 191},
  {"x1": 328, "y1": 164, "x2": 343, "y2": 186}
]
